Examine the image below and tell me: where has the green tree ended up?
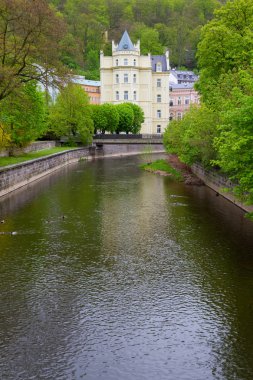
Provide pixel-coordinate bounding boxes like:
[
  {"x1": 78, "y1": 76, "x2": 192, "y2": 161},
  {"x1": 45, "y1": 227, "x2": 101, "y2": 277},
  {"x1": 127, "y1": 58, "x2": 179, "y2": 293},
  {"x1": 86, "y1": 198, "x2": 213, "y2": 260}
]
[
  {"x1": 164, "y1": 105, "x2": 218, "y2": 166},
  {"x1": 49, "y1": 83, "x2": 94, "y2": 144},
  {"x1": 0, "y1": 0, "x2": 66, "y2": 102},
  {"x1": 116, "y1": 103, "x2": 134, "y2": 134},
  {"x1": 0, "y1": 82, "x2": 47, "y2": 150},
  {"x1": 125, "y1": 103, "x2": 144, "y2": 134}
]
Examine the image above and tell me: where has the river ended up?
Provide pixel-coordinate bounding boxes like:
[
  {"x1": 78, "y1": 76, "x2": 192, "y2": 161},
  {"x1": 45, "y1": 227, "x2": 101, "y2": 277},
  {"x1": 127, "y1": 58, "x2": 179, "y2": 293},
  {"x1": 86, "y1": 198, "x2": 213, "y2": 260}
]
[{"x1": 1, "y1": 154, "x2": 253, "y2": 380}]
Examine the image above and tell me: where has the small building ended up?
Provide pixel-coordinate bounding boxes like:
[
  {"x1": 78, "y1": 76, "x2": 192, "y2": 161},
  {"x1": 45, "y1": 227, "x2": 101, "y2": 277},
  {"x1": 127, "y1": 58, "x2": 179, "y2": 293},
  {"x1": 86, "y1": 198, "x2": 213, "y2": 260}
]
[
  {"x1": 72, "y1": 76, "x2": 101, "y2": 104},
  {"x1": 169, "y1": 82, "x2": 200, "y2": 121},
  {"x1": 100, "y1": 30, "x2": 170, "y2": 134}
]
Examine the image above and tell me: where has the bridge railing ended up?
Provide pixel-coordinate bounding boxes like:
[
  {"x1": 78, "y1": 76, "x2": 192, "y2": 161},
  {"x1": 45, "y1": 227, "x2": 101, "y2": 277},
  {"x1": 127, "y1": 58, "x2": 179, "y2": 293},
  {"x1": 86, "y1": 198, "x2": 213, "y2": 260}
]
[{"x1": 93, "y1": 134, "x2": 163, "y2": 140}]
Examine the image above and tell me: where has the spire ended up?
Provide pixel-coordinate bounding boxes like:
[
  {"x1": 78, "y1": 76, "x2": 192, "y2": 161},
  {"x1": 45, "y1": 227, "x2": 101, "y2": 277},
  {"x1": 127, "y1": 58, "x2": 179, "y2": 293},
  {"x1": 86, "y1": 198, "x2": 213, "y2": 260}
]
[{"x1": 116, "y1": 30, "x2": 136, "y2": 51}]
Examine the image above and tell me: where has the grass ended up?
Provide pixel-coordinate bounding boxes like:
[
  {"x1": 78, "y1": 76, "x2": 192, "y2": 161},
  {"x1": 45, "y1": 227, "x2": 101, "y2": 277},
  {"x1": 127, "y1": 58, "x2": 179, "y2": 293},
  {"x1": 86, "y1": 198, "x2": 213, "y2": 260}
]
[
  {"x1": 140, "y1": 159, "x2": 183, "y2": 181},
  {"x1": 0, "y1": 147, "x2": 77, "y2": 167}
]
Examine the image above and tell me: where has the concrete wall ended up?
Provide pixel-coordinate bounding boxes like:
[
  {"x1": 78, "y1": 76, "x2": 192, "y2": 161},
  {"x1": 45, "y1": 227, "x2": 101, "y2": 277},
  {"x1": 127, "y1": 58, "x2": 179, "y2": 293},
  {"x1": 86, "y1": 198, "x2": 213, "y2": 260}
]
[
  {"x1": 0, "y1": 148, "x2": 90, "y2": 197},
  {"x1": 0, "y1": 143, "x2": 165, "y2": 197},
  {"x1": 191, "y1": 163, "x2": 253, "y2": 213}
]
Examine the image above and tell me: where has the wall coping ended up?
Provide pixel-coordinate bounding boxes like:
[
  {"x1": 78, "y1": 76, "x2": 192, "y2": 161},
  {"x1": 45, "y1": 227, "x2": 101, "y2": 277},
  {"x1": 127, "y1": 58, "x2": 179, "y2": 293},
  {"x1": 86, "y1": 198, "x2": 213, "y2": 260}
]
[{"x1": 0, "y1": 148, "x2": 86, "y2": 173}]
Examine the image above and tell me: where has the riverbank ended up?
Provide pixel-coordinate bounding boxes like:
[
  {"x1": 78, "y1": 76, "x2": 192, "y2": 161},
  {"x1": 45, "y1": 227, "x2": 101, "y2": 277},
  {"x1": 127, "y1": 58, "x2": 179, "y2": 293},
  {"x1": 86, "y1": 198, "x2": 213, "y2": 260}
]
[
  {"x1": 166, "y1": 154, "x2": 253, "y2": 214},
  {"x1": 0, "y1": 148, "x2": 90, "y2": 198}
]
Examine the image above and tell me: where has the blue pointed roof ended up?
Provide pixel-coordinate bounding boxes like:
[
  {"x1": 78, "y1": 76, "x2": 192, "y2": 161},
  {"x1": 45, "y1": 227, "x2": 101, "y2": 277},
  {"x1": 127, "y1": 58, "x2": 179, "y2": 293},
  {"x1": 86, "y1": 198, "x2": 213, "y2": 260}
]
[{"x1": 117, "y1": 31, "x2": 136, "y2": 51}]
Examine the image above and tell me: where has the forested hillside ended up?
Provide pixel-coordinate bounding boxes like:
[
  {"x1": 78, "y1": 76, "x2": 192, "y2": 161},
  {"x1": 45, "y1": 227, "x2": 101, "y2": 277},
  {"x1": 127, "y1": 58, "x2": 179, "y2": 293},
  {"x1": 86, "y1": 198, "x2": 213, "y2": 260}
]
[{"x1": 48, "y1": 0, "x2": 225, "y2": 79}]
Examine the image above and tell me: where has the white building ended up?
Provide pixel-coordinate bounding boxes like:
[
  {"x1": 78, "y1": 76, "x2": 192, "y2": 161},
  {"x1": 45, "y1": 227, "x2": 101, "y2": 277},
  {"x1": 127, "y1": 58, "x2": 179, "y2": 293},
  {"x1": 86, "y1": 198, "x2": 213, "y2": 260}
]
[{"x1": 100, "y1": 31, "x2": 170, "y2": 134}]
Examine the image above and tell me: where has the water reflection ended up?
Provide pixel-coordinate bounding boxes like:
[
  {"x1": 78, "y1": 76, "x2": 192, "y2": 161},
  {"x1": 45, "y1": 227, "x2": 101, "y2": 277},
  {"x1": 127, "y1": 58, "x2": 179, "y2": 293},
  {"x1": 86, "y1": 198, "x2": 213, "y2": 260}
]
[{"x1": 0, "y1": 155, "x2": 253, "y2": 380}]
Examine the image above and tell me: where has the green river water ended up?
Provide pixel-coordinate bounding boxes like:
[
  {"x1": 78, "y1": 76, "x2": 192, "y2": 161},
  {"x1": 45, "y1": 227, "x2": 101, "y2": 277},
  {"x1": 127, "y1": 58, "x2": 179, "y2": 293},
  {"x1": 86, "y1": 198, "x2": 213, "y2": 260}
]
[{"x1": 0, "y1": 154, "x2": 253, "y2": 380}]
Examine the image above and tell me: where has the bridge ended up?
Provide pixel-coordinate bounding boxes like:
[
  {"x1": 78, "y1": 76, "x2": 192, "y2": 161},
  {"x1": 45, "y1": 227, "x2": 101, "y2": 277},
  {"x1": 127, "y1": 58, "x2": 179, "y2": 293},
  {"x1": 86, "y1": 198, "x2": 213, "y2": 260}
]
[
  {"x1": 93, "y1": 134, "x2": 163, "y2": 144},
  {"x1": 91, "y1": 134, "x2": 164, "y2": 156}
]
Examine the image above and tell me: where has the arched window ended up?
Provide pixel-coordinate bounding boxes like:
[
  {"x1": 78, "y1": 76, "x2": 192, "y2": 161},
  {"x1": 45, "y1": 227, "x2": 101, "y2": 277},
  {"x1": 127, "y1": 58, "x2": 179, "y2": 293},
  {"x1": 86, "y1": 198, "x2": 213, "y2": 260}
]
[
  {"x1": 157, "y1": 110, "x2": 161, "y2": 118},
  {"x1": 169, "y1": 113, "x2": 174, "y2": 121},
  {"x1": 157, "y1": 94, "x2": 161, "y2": 103},
  {"x1": 133, "y1": 74, "x2": 137, "y2": 83},
  {"x1": 133, "y1": 91, "x2": 137, "y2": 101},
  {"x1": 156, "y1": 62, "x2": 162, "y2": 72},
  {"x1": 116, "y1": 91, "x2": 119, "y2": 100},
  {"x1": 116, "y1": 59, "x2": 119, "y2": 66},
  {"x1": 157, "y1": 125, "x2": 161, "y2": 133},
  {"x1": 116, "y1": 74, "x2": 119, "y2": 83},
  {"x1": 133, "y1": 59, "x2": 136, "y2": 66}
]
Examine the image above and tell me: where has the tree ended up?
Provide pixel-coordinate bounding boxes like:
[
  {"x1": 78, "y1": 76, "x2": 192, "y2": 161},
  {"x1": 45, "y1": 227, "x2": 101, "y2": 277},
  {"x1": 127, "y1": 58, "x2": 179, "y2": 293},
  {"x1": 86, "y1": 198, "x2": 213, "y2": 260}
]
[
  {"x1": 0, "y1": 82, "x2": 47, "y2": 150},
  {"x1": 90, "y1": 103, "x2": 119, "y2": 134},
  {"x1": 116, "y1": 103, "x2": 134, "y2": 134},
  {"x1": 49, "y1": 83, "x2": 94, "y2": 144},
  {"x1": 164, "y1": 105, "x2": 218, "y2": 166},
  {"x1": 0, "y1": 0, "x2": 66, "y2": 102},
  {"x1": 125, "y1": 103, "x2": 144, "y2": 134}
]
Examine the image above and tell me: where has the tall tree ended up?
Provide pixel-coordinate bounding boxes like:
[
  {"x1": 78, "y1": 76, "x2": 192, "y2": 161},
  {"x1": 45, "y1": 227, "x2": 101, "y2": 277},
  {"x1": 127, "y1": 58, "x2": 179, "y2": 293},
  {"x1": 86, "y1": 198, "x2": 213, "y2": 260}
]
[
  {"x1": 49, "y1": 83, "x2": 94, "y2": 144},
  {"x1": 0, "y1": 0, "x2": 66, "y2": 102}
]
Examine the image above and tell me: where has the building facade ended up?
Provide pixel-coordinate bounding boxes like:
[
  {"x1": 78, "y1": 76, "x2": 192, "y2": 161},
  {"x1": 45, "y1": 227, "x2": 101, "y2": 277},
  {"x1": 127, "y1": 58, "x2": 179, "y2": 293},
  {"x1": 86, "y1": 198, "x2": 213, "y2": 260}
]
[
  {"x1": 169, "y1": 83, "x2": 200, "y2": 121},
  {"x1": 72, "y1": 76, "x2": 101, "y2": 104},
  {"x1": 100, "y1": 31, "x2": 170, "y2": 134}
]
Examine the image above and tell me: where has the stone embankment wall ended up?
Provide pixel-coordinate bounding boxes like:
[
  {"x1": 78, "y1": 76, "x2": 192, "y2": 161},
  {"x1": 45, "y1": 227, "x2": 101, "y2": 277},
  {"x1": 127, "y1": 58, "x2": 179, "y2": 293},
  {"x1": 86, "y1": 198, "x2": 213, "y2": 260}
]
[
  {"x1": 0, "y1": 148, "x2": 90, "y2": 198},
  {"x1": 191, "y1": 163, "x2": 253, "y2": 213},
  {"x1": 0, "y1": 143, "x2": 165, "y2": 197}
]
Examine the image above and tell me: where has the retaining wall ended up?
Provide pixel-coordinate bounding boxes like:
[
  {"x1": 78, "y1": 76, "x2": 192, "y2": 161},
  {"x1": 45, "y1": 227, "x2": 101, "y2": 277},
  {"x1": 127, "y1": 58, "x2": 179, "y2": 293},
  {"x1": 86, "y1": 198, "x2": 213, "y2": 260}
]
[
  {"x1": 191, "y1": 163, "x2": 253, "y2": 213},
  {"x1": 0, "y1": 148, "x2": 90, "y2": 197},
  {"x1": 0, "y1": 143, "x2": 165, "y2": 197}
]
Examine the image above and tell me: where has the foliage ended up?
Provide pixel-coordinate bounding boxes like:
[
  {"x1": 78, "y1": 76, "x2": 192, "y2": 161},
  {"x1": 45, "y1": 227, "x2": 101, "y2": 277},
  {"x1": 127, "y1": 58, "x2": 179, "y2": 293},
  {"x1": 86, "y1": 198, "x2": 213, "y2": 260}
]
[
  {"x1": 49, "y1": 83, "x2": 94, "y2": 144},
  {"x1": 164, "y1": 105, "x2": 218, "y2": 166},
  {"x1": 0, "y1": 82, "x2": 47, "y2": 149},
  {"x1": 124, "y1": 103, "x2": 144, "y2": 134},
  {"x1": 90, "y1": 103, "x2": 119, "y2": 134},
  {"x1": 164, "y1": 0, "x2": 253, "y2": 204},
  {"x1": 0, "y1": 0, "x2": 66, "y2": 102},
  {"x1": 116, "y1": 103, "x2": 134, "y2": 134},
  {"x1": 47, "y1": 0, "x2": 223, "y2": 77}
]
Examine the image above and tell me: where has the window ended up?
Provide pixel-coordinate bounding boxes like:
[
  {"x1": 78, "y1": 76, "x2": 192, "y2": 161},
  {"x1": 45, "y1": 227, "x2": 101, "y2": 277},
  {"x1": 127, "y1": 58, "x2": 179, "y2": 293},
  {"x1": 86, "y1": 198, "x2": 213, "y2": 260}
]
[
  {"x1": 133, "y1": 59, "x2": 136, "y2": 66},
  {"x1": 157, "y1": 94, "x2": 161, "y2": 103},
  {"x1": 133, "y1": 91, "x2": 137, "y2": 100},
  {"x1": 124, "y1": 58, "x2": 128, "y2": 66},
  {"x1": 178, "y1": 97, "x2": 181, "y2": 105},
  {"x1": 169, "y1": 100, "x2": 173, "y2": 106},
  {"x1": 177, "y1": 112, "x2": 182, "y2": 120},
  {"x1": 116, "y1": 59, "x2": 119, "y2": 66},
  {"x1": 124, "y1": 73, "x2": 128, "y2": 83},
  {"x1": 156, "y1": 62, "x2": 162, "y2": 72},
  {"x1": 169, "y1": 113, "x2": 174, "y2": 121},
  {"x1": 157, "y1": 79, "x2": 161, "y2": 87},
  {"x1": 157, "y1": 110, "x2": 161, "y2": 118},
  {"x1": 133, "y1": 74, "x2": 137, "y2": 83},
  {"x1": 157, "y1": 125, "x2": 161, "y2": 133},
  {"x1": 185, "y1": 97, "x2": 190, "y2": 105},
  {"x1": 116, "y1": 74, "x2": 119, "y2": 84},
  {"x1": 116, "y1": 91, "x2": 119, "y2": 100},
  {"x1": 124, "y1": 91, "x2": 128, "y2": 100}
]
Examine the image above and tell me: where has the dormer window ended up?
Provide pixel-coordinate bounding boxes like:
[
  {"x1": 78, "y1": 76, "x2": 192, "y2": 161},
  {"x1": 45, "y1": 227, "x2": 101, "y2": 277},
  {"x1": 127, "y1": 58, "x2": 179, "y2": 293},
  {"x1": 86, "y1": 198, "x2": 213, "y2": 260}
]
[{"x1": 156, "y1": 62, "x2": 162, "y2": 72}]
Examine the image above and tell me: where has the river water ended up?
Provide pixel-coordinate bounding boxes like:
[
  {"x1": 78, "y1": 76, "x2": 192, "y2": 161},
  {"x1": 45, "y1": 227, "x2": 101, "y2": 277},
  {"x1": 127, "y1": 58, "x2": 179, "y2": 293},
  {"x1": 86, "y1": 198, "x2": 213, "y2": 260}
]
[{"x1": 1, "y1": 155, "x2": 253, "y2": 380}]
